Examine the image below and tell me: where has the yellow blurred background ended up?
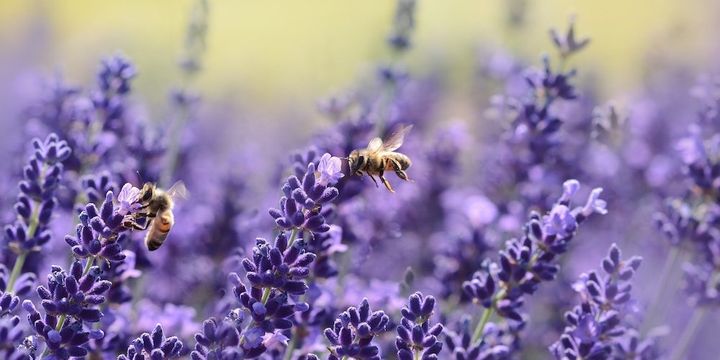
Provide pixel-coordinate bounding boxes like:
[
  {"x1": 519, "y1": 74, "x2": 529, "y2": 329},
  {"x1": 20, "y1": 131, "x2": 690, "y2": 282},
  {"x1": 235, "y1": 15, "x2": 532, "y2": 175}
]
[{"x1": 0, "y1": 0, "x2": 716, "y2": 122}]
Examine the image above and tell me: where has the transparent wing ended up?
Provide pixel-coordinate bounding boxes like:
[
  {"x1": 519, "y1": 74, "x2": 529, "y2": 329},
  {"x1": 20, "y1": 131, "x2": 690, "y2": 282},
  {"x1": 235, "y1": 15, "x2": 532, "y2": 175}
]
[
  {"x1": 366, "y1": 137, "x2": 383, "y2": 153},
  {"x1": 166, "y1": 181, "x2": 189, "y2": 201},
  {"x1": 381, "y1": 124, "x2": 413, "y2": 152}
]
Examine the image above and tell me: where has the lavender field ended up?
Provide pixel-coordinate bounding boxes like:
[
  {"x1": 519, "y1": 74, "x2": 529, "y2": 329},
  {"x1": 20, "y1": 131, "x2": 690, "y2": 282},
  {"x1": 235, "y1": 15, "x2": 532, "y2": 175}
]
[{"x1": 1, "y1": 1, "x2": 719, "y2": 359}]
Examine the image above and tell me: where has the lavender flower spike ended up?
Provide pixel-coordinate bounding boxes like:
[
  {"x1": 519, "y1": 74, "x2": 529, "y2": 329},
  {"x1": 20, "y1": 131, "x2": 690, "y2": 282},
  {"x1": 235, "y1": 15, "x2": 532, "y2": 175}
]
[
  {"x1": 550, "y1": 243, "x2": 646, "y2": 359},
  {"x1": 117, "y1": 324, "x2": 184, "y2": 360},
  {"x1": 462, "y1": 180, "x2": 607, "y2": 349},
  {"x1": 396, "y1": 292, "x2": 444, "y2": 360},
  {"x1": 5, "y1": 134, "x2": 71, "y2": 254},
  {"x1": 325, "y1": 298, "x2": 390, "y2": 360}
]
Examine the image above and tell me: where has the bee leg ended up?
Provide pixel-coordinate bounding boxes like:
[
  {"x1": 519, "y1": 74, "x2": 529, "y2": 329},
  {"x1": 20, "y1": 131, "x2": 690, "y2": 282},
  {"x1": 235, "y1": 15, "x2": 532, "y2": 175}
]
[
  {"x1": 367, "y1": 174, "x2": 380, "y2": 188},
  {"x1": 390, "y1": 159, "x2": 412, "y2": 182},
  {"x1": 123, "y1": 218, "x2": 149, "y2": 231},
  {"x1": 379, "y1": 171, "x2": 395, "y2": 193}
]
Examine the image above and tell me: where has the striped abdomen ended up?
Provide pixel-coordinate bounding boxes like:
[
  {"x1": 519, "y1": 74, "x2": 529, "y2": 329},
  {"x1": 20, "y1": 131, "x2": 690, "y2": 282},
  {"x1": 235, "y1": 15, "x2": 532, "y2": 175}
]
[
  {"x1": 145, "y1": 211, "x2": 174, "y2": 251},
  {"x1": 384, "y1": 153, "x2": 412, "y2": 170}
]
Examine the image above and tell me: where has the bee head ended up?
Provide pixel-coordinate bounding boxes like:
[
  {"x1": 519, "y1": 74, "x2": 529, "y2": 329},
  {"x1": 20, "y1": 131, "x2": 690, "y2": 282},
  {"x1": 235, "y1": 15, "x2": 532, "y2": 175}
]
[
  {"x1": 348, "y1": 150, "x2": 365, "y2": 174},
  {"x1": 140, "y1": 182, "x2": 155, "y2": 202}
]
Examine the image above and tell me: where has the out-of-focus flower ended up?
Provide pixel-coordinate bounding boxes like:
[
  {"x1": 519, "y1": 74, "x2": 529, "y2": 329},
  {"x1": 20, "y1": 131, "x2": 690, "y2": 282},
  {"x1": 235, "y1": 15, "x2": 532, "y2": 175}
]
[{"x1": 549, "y1": 17, "x2": 590, "y2": 59}]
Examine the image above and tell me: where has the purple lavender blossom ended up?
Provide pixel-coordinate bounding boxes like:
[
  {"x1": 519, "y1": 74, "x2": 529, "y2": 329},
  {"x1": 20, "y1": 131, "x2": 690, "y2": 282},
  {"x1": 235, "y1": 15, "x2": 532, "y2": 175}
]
[
  {"x1": 22, "y1": 260, "x2": 109, "y2": 359},
  {"x1": 395, "y1": 292, "x2": 444, "y2": 360},
  {"x1": 462, "y1": 180, "x2": 606, "y2": 355},
  {"x1": 117, "y1": 324, "x2": 184, "y2": 360},
  {"x1": 80, "y1": 171, "x2": 118, "y2": 206},
  {"x1": 190, "y1": 318, "x2": 242, "y2": 360},
  {"x1": 550, "y1": 244, "x2": 645, "y2": 359},
  {"x1": 324, "y1": 298, "x2": 390, "y2": 360},
  {"x1": 5, "y1": 134, "x2": 71, "y2": 254},
  {"x1": 0, "y1": 315, "x2": 36, "y2": 360},
  {"x1": 241, "y1": 235, "x2": 315, "y2": 296},
  {"x1": 64, "y1": 190, "x2": 130, "y2": 264},
  {"x1": 316, "y1": 153, "x2": 345, "y2": 186},
  {"x1": 269, "y1": 159, "x2": 339, "y2": 235}
]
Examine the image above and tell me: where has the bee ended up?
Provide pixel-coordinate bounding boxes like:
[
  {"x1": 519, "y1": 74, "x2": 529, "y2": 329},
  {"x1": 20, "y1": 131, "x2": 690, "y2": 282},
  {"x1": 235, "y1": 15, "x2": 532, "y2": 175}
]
[
  {"x1": 123, "y1": 181, "x2": 187, "y2": 251},
  {"x1": 348, "y1": 124, "x2": 413, "y2": 192}
]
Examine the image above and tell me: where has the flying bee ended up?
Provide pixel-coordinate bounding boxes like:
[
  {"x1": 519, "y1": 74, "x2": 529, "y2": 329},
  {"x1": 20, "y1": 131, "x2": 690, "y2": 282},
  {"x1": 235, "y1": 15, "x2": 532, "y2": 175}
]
[
  {"x1": 348, "y1": 124, "x2": 413, "y2": 193},
  {"x1": 123, "y1": 181, "x2": 188, "y2": 252}
]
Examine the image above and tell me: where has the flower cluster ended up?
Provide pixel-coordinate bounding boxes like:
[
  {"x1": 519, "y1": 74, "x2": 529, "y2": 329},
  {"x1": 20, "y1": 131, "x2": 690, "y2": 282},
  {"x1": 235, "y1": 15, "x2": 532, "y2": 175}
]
[
  {"x1": 395, "y1": 292, "x2": 444, "y2": 360},
  {"x1": 227, "y1": 272, "x2": 309, "y2": 357},
  {"x1": 241, "y1": 235, "x2": 315, "y2": 296},
  {"x1": 324, "y1": 298, "x2": 390, "y2": 360},
  {"x1": 64, "y1": 190, "x2": 130, "y2": 264},
  {"x1": 462, "y1": 180, "x2": 606, "y2": 354},
  {"x1": 21, "y1": 259, "x2": 112, "y2": 358},
  {"x1": 550, "y1": 244, "x2": 645, "y2": 359},
  {"x1": 269, "y1": 159, "x2": 340, "y2": 235},
  {"x1": 191, "y1": 318, "x2": 242, "y2": 360},
  {"x1": 5, "y1": 134, "x2": 71, "y2": 255},
  {"x1": 118, "y1": 324, "x2": 184, "y2": 360}
]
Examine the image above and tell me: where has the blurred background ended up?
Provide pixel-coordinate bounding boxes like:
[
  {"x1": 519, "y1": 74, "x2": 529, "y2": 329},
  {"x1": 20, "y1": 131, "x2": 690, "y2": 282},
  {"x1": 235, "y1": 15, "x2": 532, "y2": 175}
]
[{"x1": 0, "y1": 0, "x2": 717, "y2": 124}]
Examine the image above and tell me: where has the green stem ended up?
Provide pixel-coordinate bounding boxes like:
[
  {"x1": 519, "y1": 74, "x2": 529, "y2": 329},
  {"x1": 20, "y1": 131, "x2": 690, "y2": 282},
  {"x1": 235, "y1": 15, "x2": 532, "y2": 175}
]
[
  {"x1": 260, "y1": 287, "x2": 271, "y2": 304},
  {"x1": 7, "y1": 165, "x2": 46, "y2": 294},
  {"x1": 55, "y1": 314, "x2": 67, "y2": 331},
  {"x1": 414, "y1": 350, "x2": 421, "y2": 360},
  {"x1": 669, "y1": 307, "x2": 706, "y2": 360},
  {"x1": 83, "y1": 256, "x2": 95, "y2": 276},
  {"x1": 287, "y1": 228, "x2": 299, "y2": 249},
  {"x1": 6, "y1": 252, "x2": 28, "y2": 294},
  {"x1": 471, "y1": 306, "x2": 494, "y2": 343},
  {"x1": 642, "y1": 246, "x2": 680, "y2": 332}
]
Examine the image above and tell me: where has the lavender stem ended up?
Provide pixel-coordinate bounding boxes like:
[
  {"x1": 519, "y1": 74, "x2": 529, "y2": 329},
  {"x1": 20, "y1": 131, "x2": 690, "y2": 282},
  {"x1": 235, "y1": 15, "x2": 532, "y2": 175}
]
[
  {"x1": 6, "y1": 164, "x2": 48, "y2": 293},
  {"x1": 6, "y1": 252, "x2": 28, "y2": 295},
  {"x1": 669, "y1": 307, "x2": 706, "y2": 360},
  {"x1": 643, "y1": 245, "x2": 681, "y2": 332},
  {"x1": 471, "y1": 305, "x2": 494, "y2": 343}
]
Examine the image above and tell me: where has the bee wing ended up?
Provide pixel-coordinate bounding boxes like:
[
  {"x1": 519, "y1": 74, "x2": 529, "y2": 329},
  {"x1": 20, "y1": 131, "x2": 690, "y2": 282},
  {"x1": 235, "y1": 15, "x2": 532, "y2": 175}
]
[
  {"x1": 366, "y1": 137, "x2": 383, "y2": 153},
  {"x1": 166, "y1": 181, "x2": 189, "y2": 201},
  {"x1": 380, "y1": 124, "x2": 413, "y2": 152}
]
